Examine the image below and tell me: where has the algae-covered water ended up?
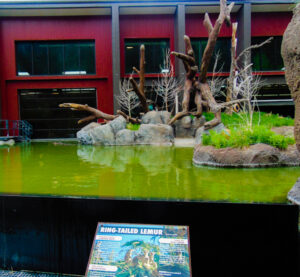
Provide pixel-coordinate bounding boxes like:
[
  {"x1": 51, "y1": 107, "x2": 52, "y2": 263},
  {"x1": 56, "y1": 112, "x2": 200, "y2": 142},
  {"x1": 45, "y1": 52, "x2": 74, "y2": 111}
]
[{"x1": 0, "y1": 142, "x2": 299, "y2": 203}]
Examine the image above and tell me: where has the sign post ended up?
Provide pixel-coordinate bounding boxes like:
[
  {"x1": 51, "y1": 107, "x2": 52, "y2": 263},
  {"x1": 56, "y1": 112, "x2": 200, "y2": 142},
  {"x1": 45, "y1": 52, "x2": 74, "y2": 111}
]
[{"x1": 86, "y1": 223, "x2": 192, "y2": 277}]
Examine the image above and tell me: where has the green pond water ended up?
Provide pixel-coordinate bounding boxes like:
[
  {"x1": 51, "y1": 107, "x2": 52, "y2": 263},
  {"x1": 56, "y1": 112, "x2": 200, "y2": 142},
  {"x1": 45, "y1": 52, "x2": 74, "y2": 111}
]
[{"x1": 0, "y1": 142, "x2": 299, "y2": 203}]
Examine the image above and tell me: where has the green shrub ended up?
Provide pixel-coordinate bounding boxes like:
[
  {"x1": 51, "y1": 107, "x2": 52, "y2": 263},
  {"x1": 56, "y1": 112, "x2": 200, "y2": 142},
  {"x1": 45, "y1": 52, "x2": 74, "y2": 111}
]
[
  {"x1": 126, "y1": 123, "x2": 140, "y2": 131},
  {"x1": 202, "y1": 125, "x2": 295, "y2": 150}
]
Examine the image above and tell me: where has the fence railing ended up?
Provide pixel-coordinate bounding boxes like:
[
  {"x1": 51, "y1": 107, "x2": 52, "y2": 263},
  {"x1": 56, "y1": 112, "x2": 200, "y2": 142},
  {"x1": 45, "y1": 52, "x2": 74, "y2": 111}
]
[{"x1": 0, "y1": 120, "x2": 32, "y2": 141}]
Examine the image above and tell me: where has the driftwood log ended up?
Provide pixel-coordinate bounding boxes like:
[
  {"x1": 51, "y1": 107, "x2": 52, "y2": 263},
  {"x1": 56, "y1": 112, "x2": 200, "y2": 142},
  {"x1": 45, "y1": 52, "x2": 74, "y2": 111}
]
[
  {"x1": 59, "y1": 103, "x2": 117, "y2": 124},
  {"x1": 59, "y1": 103, "x2": 141, "y2": 125}
]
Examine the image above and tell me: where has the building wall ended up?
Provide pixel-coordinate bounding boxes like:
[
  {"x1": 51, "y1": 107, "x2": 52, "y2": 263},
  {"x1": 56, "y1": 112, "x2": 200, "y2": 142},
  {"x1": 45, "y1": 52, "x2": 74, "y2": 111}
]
[
  {"x1": 0, "y1": 16, "x2": 113, "y2": 120},
  {"x1": 0, "y1": 6, "x2": 295, "y2": 126},
  {"x1": 251, "y1": 12, "x2": 292, "y2": 37},
  {"x1": 119, "y1": 14, "x2": 175, "y2": 78},
  {"x1": 186, "y1": 13, "x2": 237, "y2": 38}
]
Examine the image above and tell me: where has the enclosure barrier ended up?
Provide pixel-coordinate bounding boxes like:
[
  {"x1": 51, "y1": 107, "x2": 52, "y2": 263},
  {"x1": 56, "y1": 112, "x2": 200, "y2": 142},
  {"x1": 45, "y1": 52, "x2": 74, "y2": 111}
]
[{"x1": 0, "y1": 120, "x2": 32, "y2": 141}]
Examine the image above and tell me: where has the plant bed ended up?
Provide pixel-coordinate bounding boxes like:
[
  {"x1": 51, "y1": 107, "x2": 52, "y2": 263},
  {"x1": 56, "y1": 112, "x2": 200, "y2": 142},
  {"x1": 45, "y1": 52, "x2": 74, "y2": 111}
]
[
  {"x1": 193, "y1": 143, "x2": 300, "y2": 168},
  {"x1": 193, "y1": 112, "x2": 299, "y2": 168}
]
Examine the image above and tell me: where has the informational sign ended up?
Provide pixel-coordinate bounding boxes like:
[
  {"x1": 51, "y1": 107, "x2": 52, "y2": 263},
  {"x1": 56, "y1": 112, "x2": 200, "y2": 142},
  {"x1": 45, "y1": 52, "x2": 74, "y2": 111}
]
[{"x1": 86, "y1": 223, "x2": 192, "y2": 277}]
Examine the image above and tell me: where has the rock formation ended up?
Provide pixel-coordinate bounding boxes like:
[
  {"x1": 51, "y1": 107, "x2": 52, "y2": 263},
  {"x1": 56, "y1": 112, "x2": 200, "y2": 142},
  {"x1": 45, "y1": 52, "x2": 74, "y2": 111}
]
[{"x1": 281, "y1": 4, "x2": 300, "y2": 152}]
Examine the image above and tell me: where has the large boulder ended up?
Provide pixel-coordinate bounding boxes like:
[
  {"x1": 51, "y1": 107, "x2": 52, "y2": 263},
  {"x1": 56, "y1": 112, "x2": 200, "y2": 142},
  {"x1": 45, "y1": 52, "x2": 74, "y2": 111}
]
[
  {"x1": 89, "y1": 124, "x2": 115, "y2": 145},
  {"x1": 109, "y1": 116, "x2": 127, "y2": 135},
  {"x1": 77, "y1": 122, "x2": 99, "y2": 145},
  {"x1": 175, "y1": 116, "x2": 206, "y2": 138},
  {"x1": 135, "y1": 124, "x2": 174, "y2": 145},
  {"x1": 116, "y1": 129, "x2": 135, "y2": 145},
  {"x1": 193, "y1": 143, "x2": 300, "y2": 168},
  {"x1": 160, "y1": 111, "x2": 172, "y2": 124},
  {"x1": 195, "y1": 123, "x2": 226, "y2": 145},
  {"x1": 141, "y1": 111, "x2": 171, "y2": 125},
  {"x1": 77, "y1": 117, "x2": 127, "y2": 145}
]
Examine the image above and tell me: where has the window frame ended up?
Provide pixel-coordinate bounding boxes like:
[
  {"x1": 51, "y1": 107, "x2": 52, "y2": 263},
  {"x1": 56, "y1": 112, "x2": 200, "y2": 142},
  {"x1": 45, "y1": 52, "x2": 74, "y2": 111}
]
[
  {"x1": 124, "y1": 38, "x2": 171, "y2": 76},
  {"x1": 191, "y1": 37, "x2": 232, "y2": 74},
  {"x1": 15, "y1": 40, "x2": 96, "y2": 77},
  {"x1": 251, "y1": 36, "x2": 284, "y2": 73}
]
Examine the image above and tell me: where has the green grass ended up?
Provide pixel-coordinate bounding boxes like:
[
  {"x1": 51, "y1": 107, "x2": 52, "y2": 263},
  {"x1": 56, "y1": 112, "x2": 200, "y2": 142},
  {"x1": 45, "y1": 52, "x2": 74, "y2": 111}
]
[
  {"x1": 202, "y1": 125, "x2": 295, "y2": 150},
  {"x1": 202, "y1": 111, "x2": 295, "y2": 149},
  {"x1": 203, "y1": 112, "x2": 294, "y2": 128}
]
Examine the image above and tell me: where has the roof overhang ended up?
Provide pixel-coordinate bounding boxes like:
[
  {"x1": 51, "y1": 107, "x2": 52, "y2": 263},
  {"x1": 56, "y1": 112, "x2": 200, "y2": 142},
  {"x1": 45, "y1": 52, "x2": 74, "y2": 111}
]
[
  {"x1": 185, "y1": 4, "x2": 241, "y2": 14},
  {"x1": 119, "y1": 6, "x2": 177, "y2": 15},
  {"x1": 0, "y1": 7, "x2": 112, "y2": 16},
  {"x1": 251, "y1": 3, "x2": 296, "y2": 12}
]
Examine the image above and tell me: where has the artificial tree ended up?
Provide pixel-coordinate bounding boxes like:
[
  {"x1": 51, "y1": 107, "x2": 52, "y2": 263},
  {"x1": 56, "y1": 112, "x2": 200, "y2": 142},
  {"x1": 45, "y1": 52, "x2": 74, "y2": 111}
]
[{"x1": 169, "y1": 0, "x2": 245, "y2": 129}]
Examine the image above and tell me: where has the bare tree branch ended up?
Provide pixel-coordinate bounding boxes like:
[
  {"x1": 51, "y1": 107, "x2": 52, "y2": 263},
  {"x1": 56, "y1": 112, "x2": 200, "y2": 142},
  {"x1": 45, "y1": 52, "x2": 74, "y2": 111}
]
[
  {"x1": 153, "y1": 49, "x2": 182, "y2": 111},
  {"x1": 129, "y1": 45, "x2": 149, "y2": 113},
  {"x1": 236, "y1": 37, "x2": 273, "y2": 63},
  {"x1": 59, "y1": 103, "x2": 117, "y2": 124},
  {"x1": 116, "y1": 78, "x2": 140, "y2": 118}
]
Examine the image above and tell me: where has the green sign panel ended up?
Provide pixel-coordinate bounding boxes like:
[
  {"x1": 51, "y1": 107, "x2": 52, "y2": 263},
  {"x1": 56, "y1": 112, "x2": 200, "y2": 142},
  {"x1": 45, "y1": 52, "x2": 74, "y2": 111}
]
[{"x1": 86, "y1": 223, "x2": 192, "y2": 277}]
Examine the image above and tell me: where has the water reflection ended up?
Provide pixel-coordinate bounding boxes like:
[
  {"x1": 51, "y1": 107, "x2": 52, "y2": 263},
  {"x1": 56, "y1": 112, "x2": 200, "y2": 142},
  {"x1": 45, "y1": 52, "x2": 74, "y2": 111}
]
[{"x1": 77, "y1": 145, "x2": 174, "y2": 174}]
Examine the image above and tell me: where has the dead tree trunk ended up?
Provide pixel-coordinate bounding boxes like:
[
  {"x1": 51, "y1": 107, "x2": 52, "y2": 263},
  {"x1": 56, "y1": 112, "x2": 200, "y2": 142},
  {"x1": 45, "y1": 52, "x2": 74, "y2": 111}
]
[
  {"x1": 169, "y1": 36, "x2": 199, "y2": 124},
  {"x1": 196, "y1": 0, "x2": 234, "y2": 129},
  {"x1": 226, "y1": 22, "x2": 238, "y2": 115},
  {"x1": 129, "y1": 45, "x2": 149, "y2": 113},
  {"x1": 169, "y1": 0, "x2": 239, "y2": 129}
]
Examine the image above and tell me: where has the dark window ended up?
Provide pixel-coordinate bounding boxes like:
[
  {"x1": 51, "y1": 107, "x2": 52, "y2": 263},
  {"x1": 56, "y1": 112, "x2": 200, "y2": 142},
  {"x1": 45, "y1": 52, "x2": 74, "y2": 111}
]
[
  {"x1": 191, "y1": 38, "x2": 231, "y2": 72},
  {"x1": 251, "y1": 36, "x2": 284, "y2": 71},
  {"x1": 19, "y1": 88, "x2": 97, "y2": 138},
  {"x1": 16, "y1": 41, "x2": 96, "y2": 76},
  {"x1": 125, "y1": 39, "x2": 169, "y2": 74}
]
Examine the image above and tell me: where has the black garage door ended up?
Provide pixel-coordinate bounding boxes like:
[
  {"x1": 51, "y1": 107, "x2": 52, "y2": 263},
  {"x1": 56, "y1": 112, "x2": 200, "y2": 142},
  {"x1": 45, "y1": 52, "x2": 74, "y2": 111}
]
[{"x1": 19, "y1": 88, "x2": 97, "y2": 138}]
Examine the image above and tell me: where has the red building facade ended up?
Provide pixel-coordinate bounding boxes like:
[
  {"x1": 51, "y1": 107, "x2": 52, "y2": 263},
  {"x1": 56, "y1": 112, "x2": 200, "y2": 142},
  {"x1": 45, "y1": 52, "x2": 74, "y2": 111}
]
[{"x1": 0, "y1": 0, "x2": 295, "y2": 138}]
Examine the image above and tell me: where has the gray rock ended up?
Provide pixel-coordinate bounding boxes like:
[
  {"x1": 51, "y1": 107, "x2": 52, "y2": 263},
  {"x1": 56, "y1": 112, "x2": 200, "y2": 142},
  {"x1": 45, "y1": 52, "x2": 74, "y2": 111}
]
[
  {"x1": 174, "y1": 116, "x2": 206, "y2": 138},
  {"x1": 160, "y1": 111, "x2": 171, "y2": 124},
  {"x1": 141, "y1": 111, "x2": 171, "y2": 125},
  {"x1": 279, "y1": 145, "x2": 300, "y2": 165},
  {"x1": 287, "y1": 178, "x2": 300, "y2": 205},
  {"x1": 193, "y1": 143, "x2": 300, "y2": 168},
  {"x1": 109, "y1": 116, "x2": 126, "y2": 135},
  {"x1": 181, "y1": 116, "x2": 192, "y2": 128},
  {"x1": 135, "y1": 124, "x2": 174, "y2": 145},
  {"x1": 77, "y1": 122, "x2": 100, "y2": 144},
  {"x1": 116, "y1": 129, "x2": 135, "y2": 145},
  {"x1": 141, "y1": 111, "x2": 163, "y2": 124},
  {"x1": 247, "y1": 143, "x2": 280, "y2": 164},
  {"x1": 89, "y1": 124, "x2": 115, "y2": 145},
  {"x1": 195, "y1": 123, "x2": 226, "y2": 145},
  {"x1": 192, "y1": 116, "x2": 206, "y2": 129}
]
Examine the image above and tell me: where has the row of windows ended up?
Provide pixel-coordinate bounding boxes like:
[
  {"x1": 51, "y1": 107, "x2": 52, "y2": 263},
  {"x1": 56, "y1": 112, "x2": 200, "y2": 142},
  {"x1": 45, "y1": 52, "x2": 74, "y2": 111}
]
[
  {"x1": 15, "y1": 37, "x2": 284, "y2": 76},
  {"x1": 125, "y1": 36, "x2": 284, "y2": 74}
]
